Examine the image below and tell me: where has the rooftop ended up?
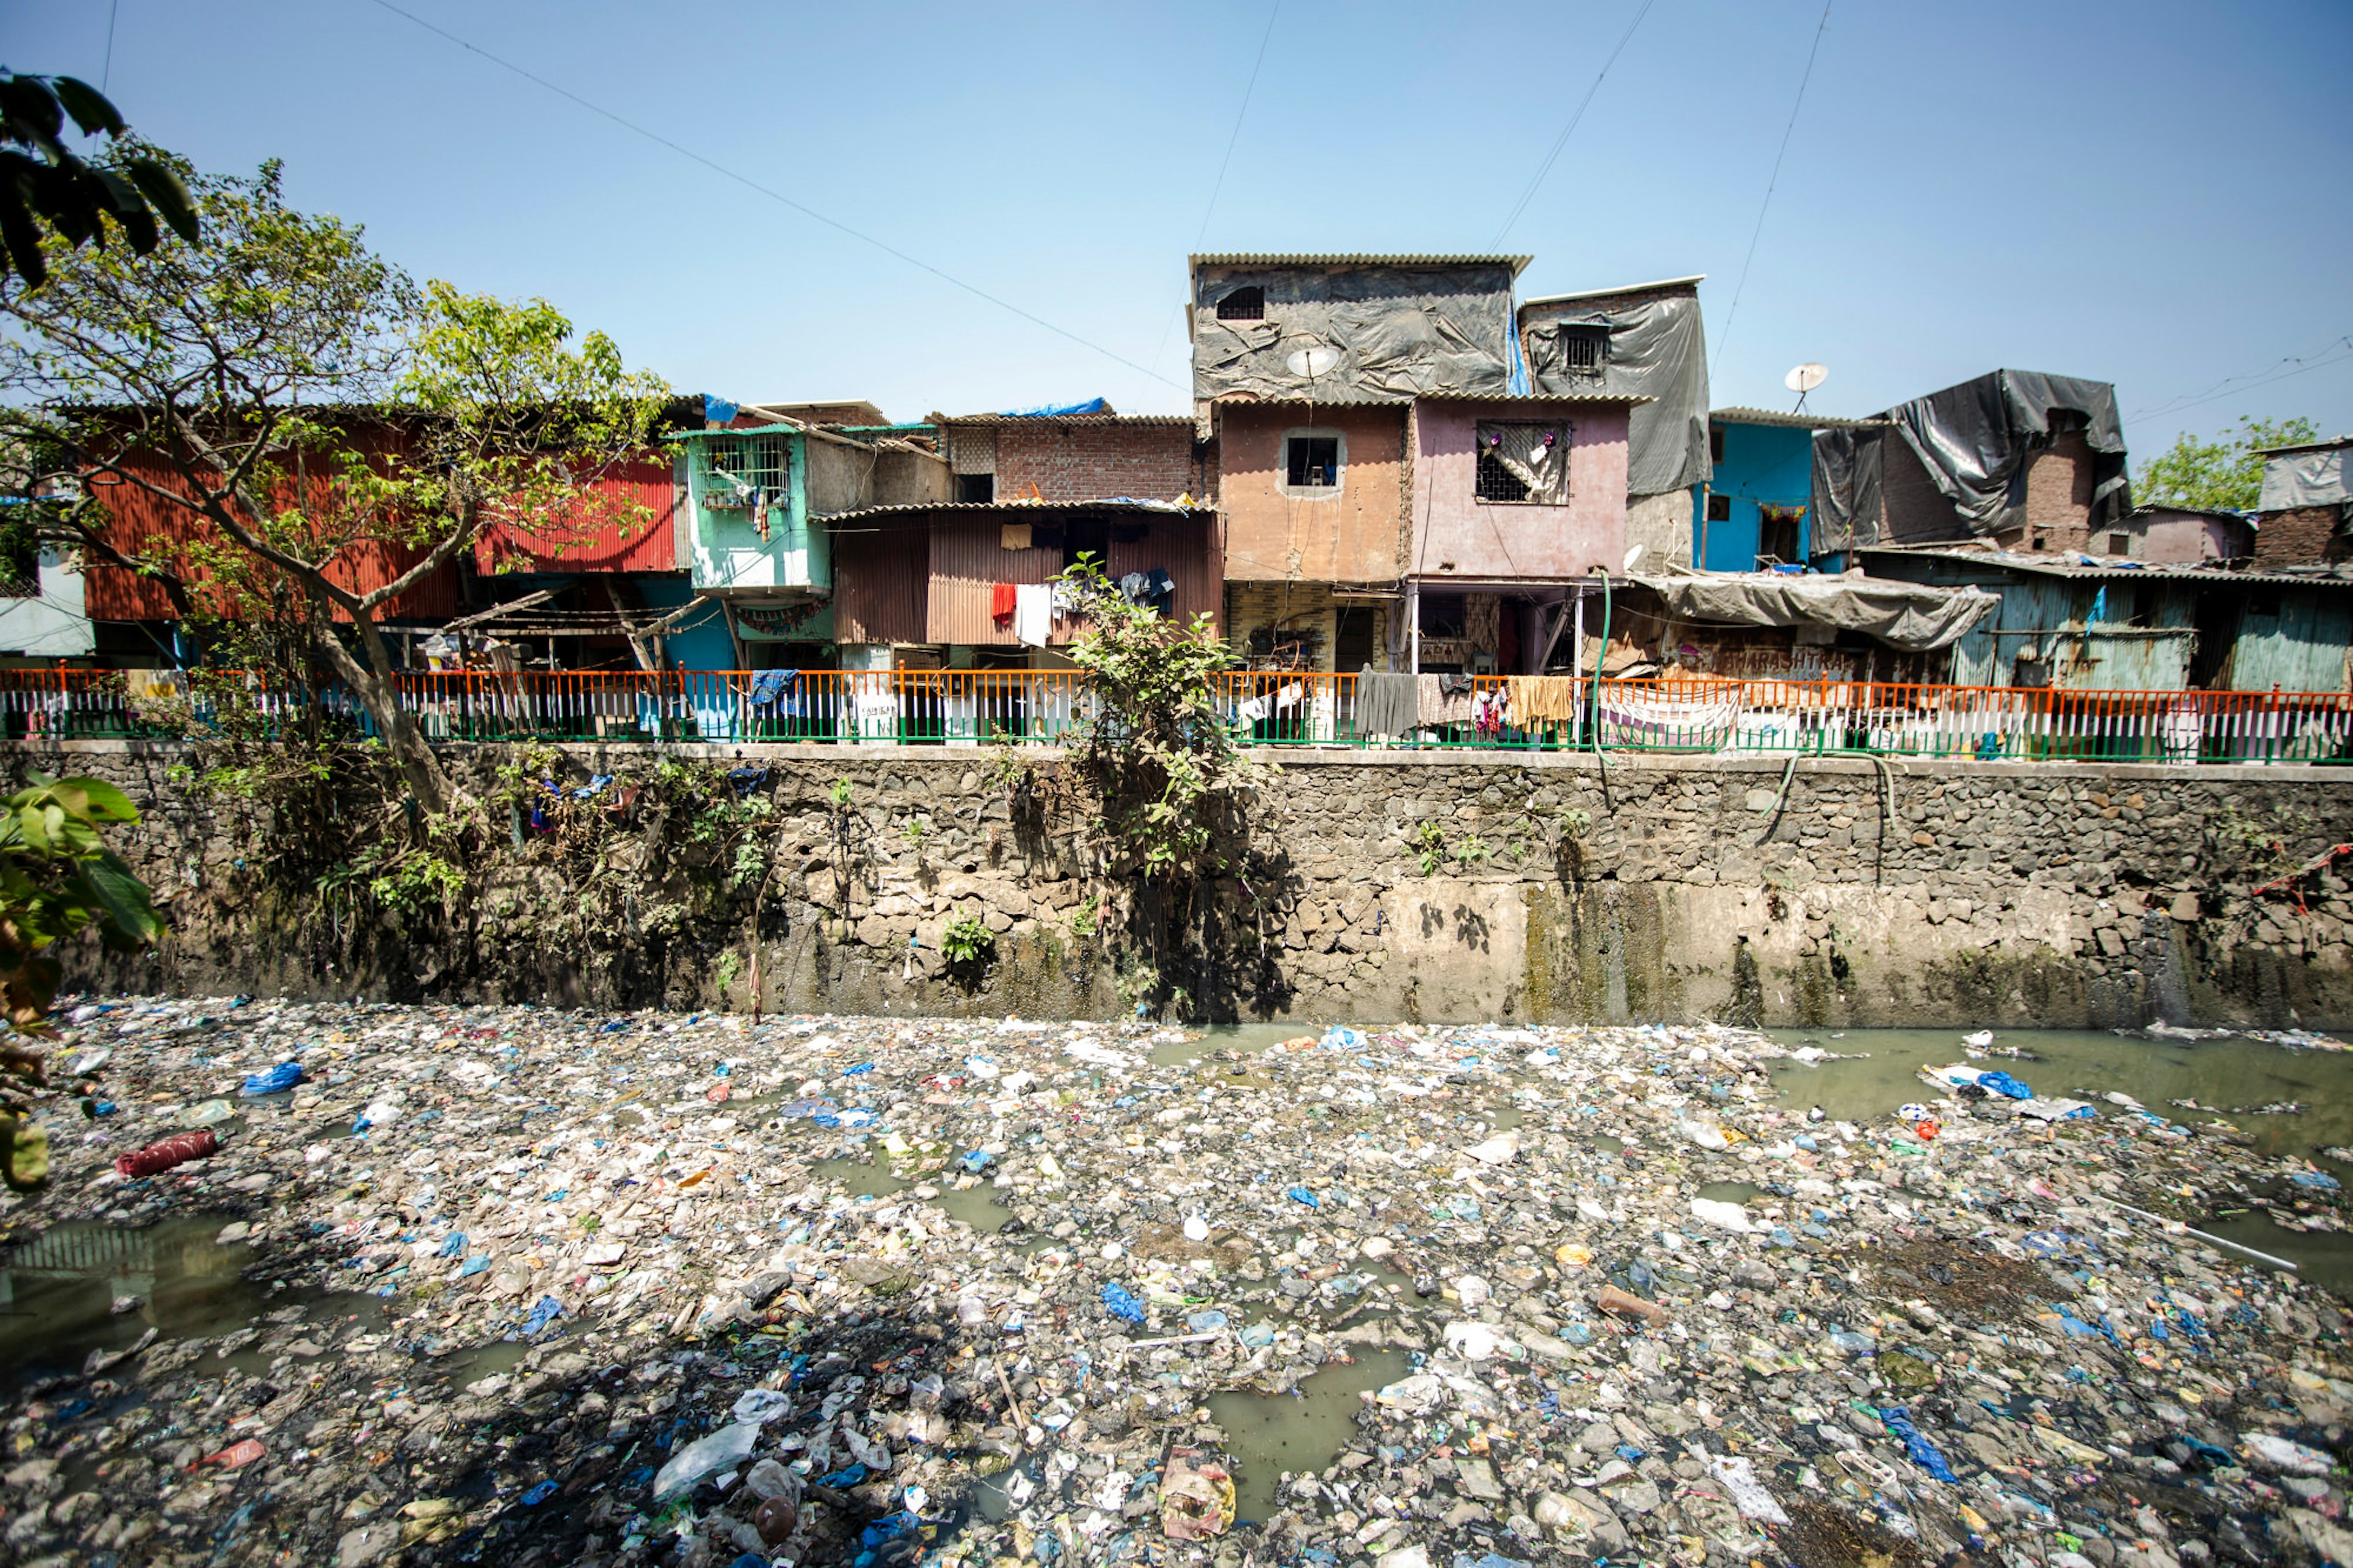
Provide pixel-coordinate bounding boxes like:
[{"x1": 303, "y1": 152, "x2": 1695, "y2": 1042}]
[
  {"x1": 1858, "y1": 544, "x2": 2353, "y2": 589},
  {"x1": 1710, "y1": 406, "x2": 1887, "y2": 431},
  {"x1": 1189, "y1": 253, "x2": 1532, "y2": 276},
  {"x1": 2254, "y1": 435, "x2": 2353, "y2": 457},
  {"x1": 933, "y1": 411, "x2": 1195, "y2": 427},
  {"x1": 1520, "y1": 275, "x2": 1707, "y2": 307},
  {"x1": 818, "y1": 499, "x2": 1212, "y2": 525}
]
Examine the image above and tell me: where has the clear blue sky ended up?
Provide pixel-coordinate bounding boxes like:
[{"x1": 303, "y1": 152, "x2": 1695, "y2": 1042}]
[{"x1": 7, "y1": 0, "x2": 2350, "y2": 461}]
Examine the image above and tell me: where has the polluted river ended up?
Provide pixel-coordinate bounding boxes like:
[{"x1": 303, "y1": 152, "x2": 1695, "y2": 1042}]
[{"x1": 0, "y1": 998, "x2": 2349, "y2": 1568}]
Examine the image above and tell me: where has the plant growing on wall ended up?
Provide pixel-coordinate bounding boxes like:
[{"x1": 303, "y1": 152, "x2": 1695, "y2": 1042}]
[{"x1": 940, "y1": 914, "x2": 996, "y2": 973}]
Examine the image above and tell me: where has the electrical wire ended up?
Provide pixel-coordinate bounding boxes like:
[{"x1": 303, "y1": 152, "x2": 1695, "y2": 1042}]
[
  {"x1": 1492, "y1": 0, "x2": 1658, "y2": 246},
  {"x1": 1712, "y1": 0, "x2": 1833, "y2": 374},
  {"x1": 1150, "y1": 0, "x2": 1283, "y2": 382},
  {"x1": 362, "y1": 0, "x2": 1184, "y2": 393},
  {"x1": 101, "y1": 0, "x2": 121, "y2": 93},
  {"x1": 2123, "y1": 338, "x2": 2353, "y2": 428}
]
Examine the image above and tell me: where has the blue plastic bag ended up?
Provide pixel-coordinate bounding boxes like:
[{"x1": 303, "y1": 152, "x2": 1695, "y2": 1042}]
[
  {"x1": 1101, "y1": 1282, "x2": 1146, "y2": 1324},
  {"x1": 1977, "y1": 1070, "x2": 2034, "y2": 1100},
  {"x1": 521, "y1": 1480, "x2": 558, "y2": 1506},
  {"x1": 1878, "y1": 1406, "x2": 1958, "y2": 1482},
  {"x1": 520, "y1": 1295, "x2": 565, "y2": 1336},
  {"x1": 1288, "y1": 1186, "x2": 1320, "y2": 1209},
  {"x1": 240, "y1": 1061, "x2": 303, "y2": 1096}
]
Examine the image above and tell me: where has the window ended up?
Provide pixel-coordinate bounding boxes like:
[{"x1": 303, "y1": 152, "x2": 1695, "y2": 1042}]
[
  {"x1": 955, "y1": 472, "x2": 995, "y2": 504},
  {"x1": 1709, "y1": 426, "x2": 1726, "y2": 464},
  {"x1": 1284, "y1": 434, "x2": 1341, "y2": 491},
  {"x1": 695, "y1": 433, "x2": 789, "y2": 509},
  {"x1": 1555, "y1": 324, "x2": 1608, "y2": 376},
  {"x1": 1215, "y1": 286, "x2": 1265, "y2": 321},
  {"x1": 1474, "y1": 422, "x2": 1568, "y2": 504},
  {"x1": 1705, "y1": 493, "x2": 1732, "y2": 523}
]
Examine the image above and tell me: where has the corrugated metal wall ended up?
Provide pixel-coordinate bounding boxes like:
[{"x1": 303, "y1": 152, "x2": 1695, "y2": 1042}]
[
  {"x1": 926, "y1": 518, "x2": 1063, "y2": 644},
  {"x1": 85, "y1": 451, "x2": 460, "y2": 623},
  {"x1": 472, "y1": 457, "x2": 680, "y2": 574},
  {"x1": 832, "y1": 518, "x2": 929, "y2": 644},
  {"x1": 1107, "y1": 514, "x2": 1221, "y2": 632},
  {"x1": 2232, "y1": 589, "x2": 2353, "y2": 692}
]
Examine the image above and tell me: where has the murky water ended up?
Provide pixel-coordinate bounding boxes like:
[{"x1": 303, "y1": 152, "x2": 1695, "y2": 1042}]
[
  {"x1": 1209, "y1": 1347, "x2": 1411, "y2": 1522},
  {"x1": 0, "y1": 1215, "x2": 268, "y2": 1383},
  {"x1": 1695, "y1": 1180, "x2": 1764, "y2": 1205},
  {"x1": 1768, "y1": 1026, "x2": 2353, "y2": 1288},
  {"x1": 814, "y1": 1156, "x2": 1014, "y2": 1233},
  {"x1": 1150, "y1": 1023, "x2": 1319, "y2": 1068}
]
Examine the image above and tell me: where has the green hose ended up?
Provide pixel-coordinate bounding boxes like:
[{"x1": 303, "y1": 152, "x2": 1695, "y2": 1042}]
[{"x1": 1588, "y1": 569, "x2": 1613, "y2": 811}]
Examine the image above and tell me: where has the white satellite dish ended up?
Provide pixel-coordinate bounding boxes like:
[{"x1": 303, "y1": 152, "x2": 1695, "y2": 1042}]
[
  {"x1": 1785, "y1": 362, "x2": 1828, "y2": 414},
  {"x1": 1287, "y1": 346, "x2": 1341, "y2": 379}
]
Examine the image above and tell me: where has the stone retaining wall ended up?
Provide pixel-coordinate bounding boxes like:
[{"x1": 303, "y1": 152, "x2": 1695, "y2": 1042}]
[{"x1": 12, "y1": 740, "x2": 2353, "y2": 1028}]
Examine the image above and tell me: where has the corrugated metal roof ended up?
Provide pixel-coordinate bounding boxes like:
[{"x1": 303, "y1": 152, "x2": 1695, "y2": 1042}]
[
  {"x1": 1519, "y1": 275, "x2": 1706, "y2": 306},
  {"x1": 1710, "y1": 406, "x2": 1887, "y2": 431},
  {"x1": 1416, "y1": 392, "x2": 1654, "y2": 406},
  {"x1": 2253, "y1": 435, "x2": 2353, "y2": 456},
  {"x1": 934, "y1": 412, "x2": 1196, "y2": 427},
  {"x1": 822, "y1": 499, "x2": 1213, "y2": 525},
  {"x1": 1190, "y1": 253, "x2": 1531, "y2": 276},
  {"x1": 1859, "y1": 545, "x2": 2353, "y2": 589}
]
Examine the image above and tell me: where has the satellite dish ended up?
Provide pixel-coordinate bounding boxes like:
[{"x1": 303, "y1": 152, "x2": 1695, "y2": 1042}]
[
  {"x1": 1785, "y1": 363, "x2": 1828, "y2": 393},
  {"x1": 1287, "y1": 346, "x2": 1341, "y2": 379}
]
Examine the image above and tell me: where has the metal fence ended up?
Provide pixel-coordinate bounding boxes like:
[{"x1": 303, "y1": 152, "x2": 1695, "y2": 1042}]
[{"x1": 1, "y1": 667, "x2": 2348, "y2": 766}]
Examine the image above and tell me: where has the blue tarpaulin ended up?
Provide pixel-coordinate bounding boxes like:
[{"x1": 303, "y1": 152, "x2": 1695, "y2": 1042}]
[
  {"x1": 703, "y1": 393, "x2": 740, "y2": 425},
  {"x1": 996, "y1": 398, "x2": 1110, "y2": 418}
]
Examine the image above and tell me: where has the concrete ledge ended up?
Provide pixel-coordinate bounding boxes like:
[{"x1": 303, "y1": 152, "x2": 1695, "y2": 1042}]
[{"x1": 7, "y1": 735, "x2": 2350, "y2": 788}]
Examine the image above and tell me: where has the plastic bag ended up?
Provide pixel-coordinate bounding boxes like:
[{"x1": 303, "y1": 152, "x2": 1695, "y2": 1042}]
[
  {"x1": 240, "y1": 1062, "x2": 303, "y2": 1096},
  {"x1": 652, "y1": 1420, "x2": 762, "y2": 1501}
]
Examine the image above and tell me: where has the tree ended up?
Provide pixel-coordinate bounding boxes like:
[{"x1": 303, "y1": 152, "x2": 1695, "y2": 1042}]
[
  {"x1": 2134, "y1": 415, "x2": 2319, "y2": 511},
  {"x1": 0, "y1": 161, "x2": 670, "y2": 812},
  {"x1": 0, "y1": 72, "x2": 197, "y2": 286}
]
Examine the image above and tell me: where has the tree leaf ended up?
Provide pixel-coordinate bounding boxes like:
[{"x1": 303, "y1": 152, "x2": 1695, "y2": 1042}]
[
  {"x1": 55, "y1": 776, "x2": 138, "y2": 823},
  {"x1": 85, "y1": 855, "x2": 165, "y2": 946},
  {"x1": 125, "y1": 159, "x2": 199, "y2": 243},
  {"x1": 47, "y1": 77, "x2": 126, "y2": 138}
]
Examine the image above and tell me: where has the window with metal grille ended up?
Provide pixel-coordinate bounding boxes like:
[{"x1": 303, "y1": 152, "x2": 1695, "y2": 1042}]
[
  {"x1": 1216, "y1": 286, "x2": 1265, "y2": 321},
  {"x1": 696, "y1": 434, "x2": 789, "y2": 510},
  {"x1": 1556, "y1": 324, "x2": 1608, "y2": 376},
  {"x1": 1286, "y1": 436, "x2": 1339, "y2": 488},
  {"x1": 1476, "y1": 445, "x2": 1529, "y2": 503}
]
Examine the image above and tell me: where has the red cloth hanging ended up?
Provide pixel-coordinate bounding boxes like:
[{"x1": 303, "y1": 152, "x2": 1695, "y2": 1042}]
[{"x1": 991, "y1": 583, "x2": 1018, "y2": 623}]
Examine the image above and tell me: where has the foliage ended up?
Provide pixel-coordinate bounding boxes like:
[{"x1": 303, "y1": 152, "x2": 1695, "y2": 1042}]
[
  {"x1": 940, "y1": 915, "x2": 996, "y2": 970},
  {"x1": 1067, "y1": 892, "x2": 1101, "y2": 941},
  {"x1": 2134, "y1": 415, "x2": 2319, "y2": 511},
  {"x1": 1414, "y1": 820, "x2": 1448, "y2": 876},
  {"x1": 0, "y1": 160, "x2": 671, "y2": 812},
  {"x1": 1556, "y1": 806, "x2": 1594, "y2": 840},
  {"x1": 898, "y1": 814, "x2": 933, "y2": 853},
  {"x1": 0, "y1": 72, "x2": 196, "y2": 287},
  {"x1": 0, "y1": 775, "x2": 164, "y2": 1051},
  {"x1": 1450, "y1": 832, "x2": 1491, "y2": 869},
  {"x1": 1056, "y1": 556, "x2": 1260, "y2": 882}
]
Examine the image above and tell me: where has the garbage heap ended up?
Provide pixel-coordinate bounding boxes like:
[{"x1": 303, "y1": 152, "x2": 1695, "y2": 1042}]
[{"x1": 0, "y1": 996, "x2": 2346, "y2": 1568}]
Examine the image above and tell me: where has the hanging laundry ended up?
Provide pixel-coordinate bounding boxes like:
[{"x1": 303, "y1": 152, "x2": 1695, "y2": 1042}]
[
  {"x1": 1355, "y1": 670, "x2": 1419, "y2": 738},
  {"x1": 751, "y1": 490, "x2": 771, "y2": 540},
  {"x1": 1273, "y1": 682, "x2": 1305, "y2": 711},
  {"x1": 1417, "y1": 675, "x2": 1477, "y2": 726},
  {"x1": 1506, "y1": 675, "x2": 1585, "y2": 725},
  {"x1": 1012, "y1": 583, "x2": 1052, "y2": 647},
  {"x1": 990, "y1": 583, "x2": 1018, "y2": 624},
  {"x1": 1000, "y1": 523, "x2": 1032, "y2": 551},
  {"x1": 1237, "y1": 697, "x2": 1270, "y2": 723}
]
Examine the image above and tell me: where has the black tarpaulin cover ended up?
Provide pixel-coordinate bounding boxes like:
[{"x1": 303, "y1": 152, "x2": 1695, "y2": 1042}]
[
  {"x1": 1522, "y1": 290, "x2": 1710, "y2": 497},
  {"x1": 1631, "y1": 570, "x2": 1998, "y2": 651},
  {"x1": 1811, "y1": 369, "x2": 2130, "y2": 551},
  {"x1": 1192, "y1": 264, "x2": 1520, "y2": 403}
]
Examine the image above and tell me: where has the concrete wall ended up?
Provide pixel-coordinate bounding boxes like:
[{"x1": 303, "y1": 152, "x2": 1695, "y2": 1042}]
[
  {"x1": 1216, "y1": 404, "x2": 1405, "y2": 582},
  {"x1": 1625, "y1": 488, "x2": 1693, "y2": 570},
  {"x1": 1410, "y1": 400, "x2": 1627, "y2": 579},
  {"x1": 20, "y1": 741, "x2": 2353, "y2": 1031}
]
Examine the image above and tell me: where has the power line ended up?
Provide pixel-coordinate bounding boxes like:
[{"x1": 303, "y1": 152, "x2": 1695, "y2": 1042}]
[
  {"x1": 1712, "y1": 0, "x2": 1833, "y2": 374},
  {"x1": 362, "y1": 0, "x2": 1183, "y2": 393},
  {"x1": 101, "y1": 0, "x2": 119, "y2": 92},
  {"x1": 2122, "y1": 341, "x2": 2353, "y2": 429},
  {"x1": 2126, "y1": 333, "x2": 2353, "y2": 424},
  {"x1": 1197, "y1": 0, "x2": 1281, "y2": 249},
  {"x1": 1152, "y1": 0, "x2": 1283, "y2": 382},
  {"x1": 1491, "y1": 0, "x2": 1658, "y2": 246}
]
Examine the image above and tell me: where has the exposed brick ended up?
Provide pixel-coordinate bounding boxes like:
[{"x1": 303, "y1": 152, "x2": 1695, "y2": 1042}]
[{"x1": 2254, "y1": 506, "x2": 2352, "y2": 567}]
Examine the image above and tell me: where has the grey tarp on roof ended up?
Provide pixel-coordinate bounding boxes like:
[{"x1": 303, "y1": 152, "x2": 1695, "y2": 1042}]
[
  {"x1": 1631, "y1": 572, "x2": 1999, "y2": 651},
  {"x1": 1191, "y1": 263, "x2": 1518, "y2": 403},
  {"x1": 1809, "y1": 426, "x2": 1882, "y2": 555},
  {"x1": 2260, "y1": 446, "x2": 2350, "y2": 510},
  {"x1": 1812, "y1": 369, "x2": 2130, "y2": 548},
  {"x1": 1521, "y1": 292, "x2": 1710, "y2": 497}
]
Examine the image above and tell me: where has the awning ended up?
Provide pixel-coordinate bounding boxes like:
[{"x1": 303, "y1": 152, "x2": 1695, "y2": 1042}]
[{"x1": 1629, "y1": 572, "x2": 1999, "y2": 652}]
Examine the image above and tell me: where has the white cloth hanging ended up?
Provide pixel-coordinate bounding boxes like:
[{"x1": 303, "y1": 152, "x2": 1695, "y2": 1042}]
[{"x1": 1013, "y1": 583, "x2": 1052, "y2": 647}]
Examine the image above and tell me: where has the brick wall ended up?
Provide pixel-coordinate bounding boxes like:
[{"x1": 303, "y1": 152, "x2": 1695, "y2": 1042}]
[
  {"x1": 2020, "y1": 428, "x2": 2095, "y2": 552},
  {"x1": 988, "y1": 422, "x2": 1201, "y2": 504},
  {"x1": 2255, "y1": 506, "x2": 2352, "y2": 567}
]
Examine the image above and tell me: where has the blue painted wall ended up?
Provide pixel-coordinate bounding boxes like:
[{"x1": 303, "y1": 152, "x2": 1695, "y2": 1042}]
[
  {"x1": 1694, "y1": 420, "x2": 1816, "y2": 572},
  {"x1": 634, "y1": 575, "x2": 738, "y2": 672}
]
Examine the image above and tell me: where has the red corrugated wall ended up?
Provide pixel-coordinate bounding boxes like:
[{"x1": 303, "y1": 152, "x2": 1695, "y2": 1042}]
[
  {"x1": 926, "y1": 517, "x2": 1065, "y2": 644},
  {"x1": 83, "y1": 449, "x2": 461, "y2": 623},
  {"x1": 472, "y1": 456, "x2": 680, "y2": 574},
  {"x1": 832, "y1": 518, "x2": 930, "y2": 643}
]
